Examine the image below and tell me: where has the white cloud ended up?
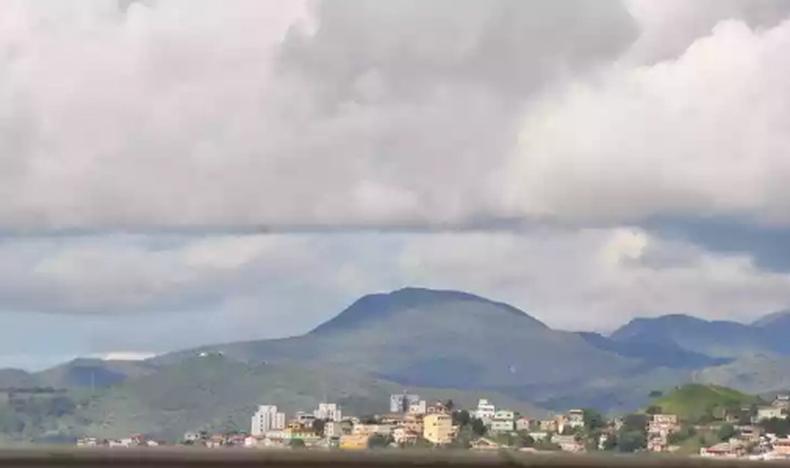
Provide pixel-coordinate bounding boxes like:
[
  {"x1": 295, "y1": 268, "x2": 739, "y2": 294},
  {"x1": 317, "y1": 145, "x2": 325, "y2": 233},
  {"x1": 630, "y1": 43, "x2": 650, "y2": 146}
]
[{"x1": 505, "y1": 17, "x2": 790, "y2": 225}]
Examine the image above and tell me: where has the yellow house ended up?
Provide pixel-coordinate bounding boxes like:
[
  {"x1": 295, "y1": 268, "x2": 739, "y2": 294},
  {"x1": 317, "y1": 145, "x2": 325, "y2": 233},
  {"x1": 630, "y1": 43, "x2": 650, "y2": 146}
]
[
  {"x1": 339, "y1": 434, "x2": 369, "y2": 450},
  {"x1": 423, "y1": 413, "x2": 454, "y2": 445}
]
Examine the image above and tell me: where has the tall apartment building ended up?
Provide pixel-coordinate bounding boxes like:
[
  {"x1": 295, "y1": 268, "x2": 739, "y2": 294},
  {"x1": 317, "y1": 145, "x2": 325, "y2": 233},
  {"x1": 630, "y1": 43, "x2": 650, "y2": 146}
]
[
  {"x1": 390, "y1": 394, "x2": 421, "y2": 413},
  {"x1": 250, "y1": 405, "x2": 286, "y2": 436},
  {"x1": 314, "y1": 403, "x2": 343, "y2": 421},
  {"x1": 423, "y1": 413, "x2": 454, "y2": 445}
]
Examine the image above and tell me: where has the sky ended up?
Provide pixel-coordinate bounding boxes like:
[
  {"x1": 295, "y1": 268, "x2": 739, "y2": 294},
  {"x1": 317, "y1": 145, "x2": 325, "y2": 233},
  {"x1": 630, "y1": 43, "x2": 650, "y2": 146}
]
[{"x1": 2, "y1": 0, "x2": 790, "y2": 370}]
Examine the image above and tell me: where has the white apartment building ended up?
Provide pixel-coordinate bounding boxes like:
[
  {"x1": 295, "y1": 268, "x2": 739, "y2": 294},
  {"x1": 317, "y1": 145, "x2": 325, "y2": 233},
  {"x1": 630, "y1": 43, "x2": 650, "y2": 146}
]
[
  {"x1": 490, "y1": 409, "x2": 515, "y2": 433},
  {"x1": 314, "y1": 403, "x2": 343, "y2": 421},
  {"x1": 474, "y1": 399, "x2": 496, "y2": 423},
  {"x1": 567, "y1": 409, "x2": 585, "y2": 429},
  {"x1": 251, "y1": 405, "x2": 286, "y2": 436}
]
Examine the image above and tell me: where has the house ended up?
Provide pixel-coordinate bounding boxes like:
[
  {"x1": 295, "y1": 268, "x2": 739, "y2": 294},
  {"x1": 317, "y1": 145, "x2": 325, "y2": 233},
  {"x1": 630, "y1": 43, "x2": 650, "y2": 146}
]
[
  {"x1": 470, "y1": 438, "x2": 501, "y2": 451},
  {"x1": 647, "y1": 414, "x2": 680, "y2": 452},
  {"x1": 551, "y1": 434, "x2": 585, "y2": 453},
  {"x1": 353, "y1": 423, "x2": 393, "y2": 436},
  {"x1": 409, "y1": 400, "x2": 427, "y2": 415},
  {"x1": 701, "y1": 441, "x2": 746, "y2": 458},
  {"x1": 529, "y1": 431, "x2": 549, "y2": 441},
  {"x1": 757, "y1": 406, "x2": 785, "y2": 421},
  {"x1": 340, "y1": 434, "x2": 370, "y2": 450},
  {"x1": 392, "y1": 427, "x2": 419, "y2": 446},
  {"x1": 314, "y1": 403, "x2": 342, "y2": 422},
  {"x1": 772, "y1": 438, "x2": 790, "y2": 457},
  {"x1": 474, "y1": 399, "x2": 496, "y2": 423},
  {"x1": 404, "y1": 414, "x2": 424, "y2": 435},
  {"x1": 251, "y1": 405, "x2": 286, "y2": 436},
  {"x1": 538, "y1": 419, "x2": 558, "y2": 432},
  {"x1": 76, "y1": 437, "x2": 99, "y2": 447},
  {"x1": 736, "y1": 425, "x2": 763, "y2": 443},
  {"x1": 426, "y1": 401, "x2": 449, "y2": 414},
  {"x1": 183, "y1": 432, "x2": 202, "y2": 443},
  {"x1": 567, "y1": 409, "x2": 585, "y2": 429},
  {"x1": 490, "y1": 410, "x2": 515, "y2": 433},
  {"x1": 423, "y1": 413, "x2": 455, "y2": 445},
  {"x1": 515, "y1": 417, "x2": 531, "y2": 431},
  {"x1": 773, "y1": 395, "x2": 790, "y2": 410}
]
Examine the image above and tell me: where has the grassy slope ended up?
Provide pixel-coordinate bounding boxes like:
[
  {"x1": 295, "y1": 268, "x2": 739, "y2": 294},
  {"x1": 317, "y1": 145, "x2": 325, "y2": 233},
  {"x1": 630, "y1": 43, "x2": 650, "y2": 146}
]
[
  {"x1": 71, "y1": 355, "x2": 546, "y2": 440},
  {"x1": 652, "y1": 384, "x2": 759, "y2": 423}
]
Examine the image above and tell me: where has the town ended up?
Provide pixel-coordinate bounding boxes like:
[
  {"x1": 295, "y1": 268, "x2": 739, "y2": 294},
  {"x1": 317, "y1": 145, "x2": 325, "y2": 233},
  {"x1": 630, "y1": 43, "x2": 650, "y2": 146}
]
[{"x1": 76, "y1": 388, "x2": 790, "y2": 460}]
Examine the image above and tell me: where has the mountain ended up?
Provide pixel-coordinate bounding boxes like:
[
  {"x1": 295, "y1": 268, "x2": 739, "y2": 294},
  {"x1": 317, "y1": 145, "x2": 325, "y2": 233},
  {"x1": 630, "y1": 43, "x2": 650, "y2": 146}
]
[
  {"x1": 610, "y1": 314, "x2": 770, "y2": 358},
  {"x1": 1, "y1": 355, "x2": 544, "y2": 443},
  {"x1": 649, "y1": 383, "x2": 760, "y2": 423},
  {"x1": 693, "y1": 354, "x2": 790, "y2": 395},
  {"x1": 35, "y1": 359, "x2": 158, "y2": 389},
  {"x1": 0, "y1": 369, "x2": 38, "y2": 388},
  {"x1": 576, "y1": 332, "x2": 727, "y2": 369},
  {"x1": 158, "y1": 288, "x2": 638, "y2": 390}
]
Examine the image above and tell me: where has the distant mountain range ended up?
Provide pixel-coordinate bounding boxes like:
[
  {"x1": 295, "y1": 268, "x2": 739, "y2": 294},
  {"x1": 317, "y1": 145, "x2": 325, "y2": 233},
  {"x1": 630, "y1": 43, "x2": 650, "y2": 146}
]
[{"x1": 1, "y1": 287, "x2": 790, "y2": 443}]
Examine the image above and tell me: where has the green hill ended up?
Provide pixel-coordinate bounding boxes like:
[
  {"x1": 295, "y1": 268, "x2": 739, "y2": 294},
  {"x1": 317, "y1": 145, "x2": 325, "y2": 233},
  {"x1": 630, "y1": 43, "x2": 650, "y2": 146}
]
[
  {"x1": 650, "y1": 384, "x2": 760, "y2": 423},
  {"x1": 0, "y1": 354, "x2": 546, "y2": 443}
]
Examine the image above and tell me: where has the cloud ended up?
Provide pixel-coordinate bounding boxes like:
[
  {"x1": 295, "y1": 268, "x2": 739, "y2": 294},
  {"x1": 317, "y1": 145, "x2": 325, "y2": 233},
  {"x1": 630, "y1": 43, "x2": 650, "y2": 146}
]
[
  {"x1": 505, "y1": 17, "x2": 790, "y2": 226},
  {"x1": 0, "y1": 0, "x2": 639, "y2": 231}
]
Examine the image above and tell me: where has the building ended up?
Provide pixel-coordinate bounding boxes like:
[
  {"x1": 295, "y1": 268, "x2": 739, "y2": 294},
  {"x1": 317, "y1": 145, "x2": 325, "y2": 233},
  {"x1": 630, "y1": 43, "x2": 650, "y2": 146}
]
[
  {"x1": 251, "y1": 405, "x2": 286, "y2": 436},
  {"x1": 490, "y1": 410, "x2": 516, "y2": 433},
  {"x1": 773, "y1": 395, "x2": 790, "y2": 410},
  {"x1": 736, "y1": 425, "x2": 763, "y2": 443},
  {"x1": 772, "y1": 438, "x2": 790, "y2": 457},
  {"x1": 404, "y1": 414, "x2": 424, "y2": 435},
  {"x1": 294, "y1": 411, "x2": 317, "y2": 425},
  {"x1": 353, "y1": 423, "x2": 393, "y2": 436},
  {"x1": 423, "y1": 413, "x2": 454, "y2": 445},
  {"x1": 408, "y1": 400, "x2": 427, "y2": 415},
  {"x1": 324, "y1": 421, "x2": 341, "y2": 439},
  {"x1": 392, "y1": 427, "x2": 419, "y2": 446},
  {"x1": 515, "y1": 417, "x2": 531, "y2": 431},
  {"x1": 647, "y1": 414, "x2": 680, "y2": 452},
  {"x1": 551, "y1": 434, "x2": 585, "y2": 453},
  {"x1": 314, "y1": 403, "x2": 342, "y2": 422},
  {"x1": 339, "y1": 434, "x2": 370, "y2": 450},
  {"x1": 529, "y1": 431, "x2": 549, "y2": 441},
  {"x1": 757, "y1": 406, "x2": 785, "y2": 421},
  {"x1": 567, "y1": 409, "x2": 585, "y2": 429},
  {"x1": 474, "y1": 399, "x2": 496, "y2": 423},
  {"x1": 426, "y1": 401, "x2": 450, "y2": 414},
  {"x1": 470, "y1": 438, "x2": 501, "y2": 451},
  {"x1": 538, "y1": 419, "x2": 558, "y2": 432},
  {"x1": 701, "y1": 441, "x2": 746, "y2": 458},
  {"x1": 390, "y1": 394, "x2": 421, "y2": 413}
]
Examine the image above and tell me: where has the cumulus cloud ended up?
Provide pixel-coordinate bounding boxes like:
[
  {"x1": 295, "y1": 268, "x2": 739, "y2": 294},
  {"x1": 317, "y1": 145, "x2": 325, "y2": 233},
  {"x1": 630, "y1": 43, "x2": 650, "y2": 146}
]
[{"x1": 506, "y1": 17, "x2": 790, "y2": 225}]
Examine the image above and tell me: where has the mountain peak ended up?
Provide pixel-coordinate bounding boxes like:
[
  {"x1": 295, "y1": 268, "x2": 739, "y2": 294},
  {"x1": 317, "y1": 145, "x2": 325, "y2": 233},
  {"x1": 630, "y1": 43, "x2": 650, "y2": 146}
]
[{"x1": 310, "y1": 287, "x2": 545, "y2": 335}]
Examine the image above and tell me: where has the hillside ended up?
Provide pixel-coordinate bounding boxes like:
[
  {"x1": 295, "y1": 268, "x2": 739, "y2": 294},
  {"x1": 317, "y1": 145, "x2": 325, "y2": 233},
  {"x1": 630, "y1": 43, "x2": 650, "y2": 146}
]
[
  {"x1": 693, "y1": 355, "x2": 790, "y2": 395},
  {"x1": 157, "y1": 288, "x2": 638, "y2": 390},
  {"x1": 650, "y1": 384, "x2": 760, "y2": 423},
  {"x1": 1, "y1": 355, "x2": 545, "y2": 443}
]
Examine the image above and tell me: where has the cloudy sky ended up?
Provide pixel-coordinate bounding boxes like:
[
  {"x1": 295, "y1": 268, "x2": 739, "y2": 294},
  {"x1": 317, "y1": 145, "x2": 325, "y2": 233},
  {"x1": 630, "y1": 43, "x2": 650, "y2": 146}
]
[{"x1": 2, "y1": 0, "x2": 790, "y2": 370}]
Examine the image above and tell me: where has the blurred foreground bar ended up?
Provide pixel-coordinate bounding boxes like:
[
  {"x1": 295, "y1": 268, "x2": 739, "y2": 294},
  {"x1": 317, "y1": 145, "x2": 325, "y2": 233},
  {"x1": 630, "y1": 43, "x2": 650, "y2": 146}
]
[{"x1": 0, "y1": 449, "x2": 775, "y2": 468}]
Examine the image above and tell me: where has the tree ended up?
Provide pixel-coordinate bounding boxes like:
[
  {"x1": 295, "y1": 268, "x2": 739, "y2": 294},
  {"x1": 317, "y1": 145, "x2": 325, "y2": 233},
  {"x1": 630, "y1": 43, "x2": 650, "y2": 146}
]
[
  {"x1": 312, "y1": 419, "x2": 326, "y2": 435},
  {"x1": 583, "y1": 409, "x2": 605, "y2": 430},
  {"x1": 471, "y1": 418, "x2": 487, "y2": 436},
  {"x1": 649, "y1": 390, "x2": 663, "y2": 398},
  {"x1": 453, "y1": 410, "x2": 470, "y2": 427},
  {"x1": 368, "y1": 434, "x2": 392, "y2": 449},
  {"x1": 444, "y1": 399, "x2": 455, "y2": 412},
  {"x1": 759, "y1": 417, "x2": 790, "y2": 437},
  {"x1": 617, "y1": 430, "x2": 646, "y2": 453},
  {"x1": 718, "y1": 423, "x2": 736, "y2": 441},
  {"x1": 622, "y1": 414, "x2": 648, "y2": 433},
  {"x1": 289, "y1": 438, "x2": 306, "y2": 449}
]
